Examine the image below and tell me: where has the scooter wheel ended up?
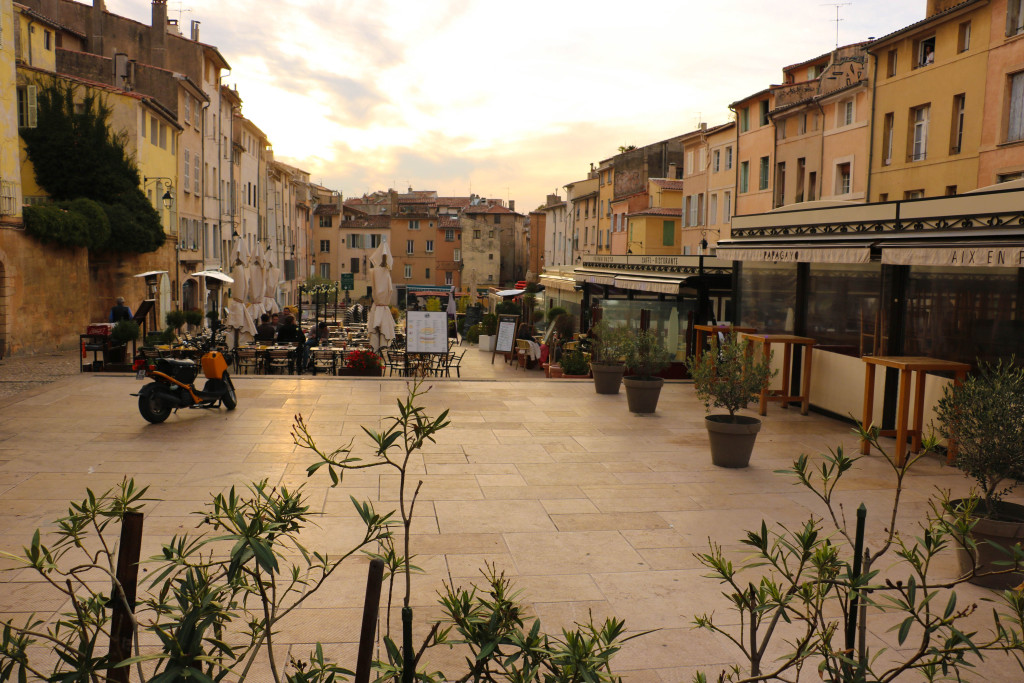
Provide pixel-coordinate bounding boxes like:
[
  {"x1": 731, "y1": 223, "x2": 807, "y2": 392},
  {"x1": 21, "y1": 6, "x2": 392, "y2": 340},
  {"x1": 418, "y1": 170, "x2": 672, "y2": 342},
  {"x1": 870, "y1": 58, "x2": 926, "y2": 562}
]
[
  {"x1": 139, "y1": 390, "x2": 172, "y2": 424},
  {"x1": 222, "y1": 372, "x2": 237, "y2": 411}
]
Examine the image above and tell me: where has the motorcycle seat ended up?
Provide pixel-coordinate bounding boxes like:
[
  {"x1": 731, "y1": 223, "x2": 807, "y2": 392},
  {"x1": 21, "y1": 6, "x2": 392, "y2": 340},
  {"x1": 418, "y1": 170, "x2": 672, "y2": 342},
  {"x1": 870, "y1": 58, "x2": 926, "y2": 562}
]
[{"x1": 159, "y1": 358, "x2": 197, "y2": 370}]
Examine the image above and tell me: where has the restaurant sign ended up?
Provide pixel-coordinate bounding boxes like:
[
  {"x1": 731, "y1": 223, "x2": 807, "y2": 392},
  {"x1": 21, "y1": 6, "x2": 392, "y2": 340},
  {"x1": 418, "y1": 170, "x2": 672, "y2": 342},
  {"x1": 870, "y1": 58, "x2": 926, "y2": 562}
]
[
  {"x1": 581, "y1": 254, "x2": 692, "y2": 268},
  {"x1": 882, "y1": 245, "x2": 1024, "y2": 268}
]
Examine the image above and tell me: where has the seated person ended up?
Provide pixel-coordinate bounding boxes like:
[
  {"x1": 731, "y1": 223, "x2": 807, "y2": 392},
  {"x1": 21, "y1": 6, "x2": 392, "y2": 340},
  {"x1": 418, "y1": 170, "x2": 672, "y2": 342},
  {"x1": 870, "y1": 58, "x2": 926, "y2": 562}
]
[
  {"x1": 277, "y1": 315, "x2": 306, "y2": 370},
  {"x1": 255, "y1": 314, "x2": 276, "y2": 341},
  {"x1": 303, "y1": 322, "x2": 330, "y2": 367}
]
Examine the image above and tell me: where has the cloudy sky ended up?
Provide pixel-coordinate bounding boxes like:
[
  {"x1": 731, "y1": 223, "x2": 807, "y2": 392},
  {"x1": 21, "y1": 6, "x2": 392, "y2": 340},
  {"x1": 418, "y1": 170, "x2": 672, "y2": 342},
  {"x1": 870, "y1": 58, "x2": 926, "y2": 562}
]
[{"x1": 107, "y1": 0, "x2": 923, "y2": 211}]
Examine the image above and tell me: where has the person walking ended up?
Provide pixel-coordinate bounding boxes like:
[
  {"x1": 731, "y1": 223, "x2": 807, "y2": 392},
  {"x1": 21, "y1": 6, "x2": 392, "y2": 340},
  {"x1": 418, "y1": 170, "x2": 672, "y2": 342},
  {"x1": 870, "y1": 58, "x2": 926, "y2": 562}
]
[{"x1": 110, "y1": 297, "x2": 132, "y2": 322}]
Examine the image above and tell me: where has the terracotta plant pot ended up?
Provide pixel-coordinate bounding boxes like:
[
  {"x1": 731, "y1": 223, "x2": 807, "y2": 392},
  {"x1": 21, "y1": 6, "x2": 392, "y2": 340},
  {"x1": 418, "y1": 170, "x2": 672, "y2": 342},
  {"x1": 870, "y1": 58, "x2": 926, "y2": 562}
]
[
  {"x1": 549, "y1": 364, "x2": 563, "y2": 378},
  {"x1": 950, "y1": 499, "x2": 1024, "y2": 589},
  {"x1": 623, "y1": 376, "x2": 664, "y2": 413},
  {"x1": 591, "y1": 363, "x2": 626, "y2": 395},
  {"x1": 705, "y1": 415, "x2": 762, "y2": 468}
]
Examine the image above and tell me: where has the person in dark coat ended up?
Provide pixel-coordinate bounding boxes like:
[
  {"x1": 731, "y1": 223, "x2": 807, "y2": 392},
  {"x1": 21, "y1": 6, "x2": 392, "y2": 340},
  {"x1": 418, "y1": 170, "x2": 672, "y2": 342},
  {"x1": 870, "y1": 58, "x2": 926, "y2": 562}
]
[
  {"x1": 110, "y1": 297, "x2": 132, "y2": 323},
  {"x1": 276, "y1": 315, "x2": 304, "y2": 343},
  {"x1": 255, "y1": 314, "x2": 276, "y2": 341}
]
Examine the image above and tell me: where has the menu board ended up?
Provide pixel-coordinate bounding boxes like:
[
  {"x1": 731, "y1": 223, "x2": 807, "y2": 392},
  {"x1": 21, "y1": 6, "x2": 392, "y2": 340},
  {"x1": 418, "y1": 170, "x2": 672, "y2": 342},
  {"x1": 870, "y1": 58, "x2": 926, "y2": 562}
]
[
  {"x1": 405, "y1": 311, "x2": 448, "y2": 353},
  {"x1": 491, "y1": 314, "x2": 519, "y2": 364}
]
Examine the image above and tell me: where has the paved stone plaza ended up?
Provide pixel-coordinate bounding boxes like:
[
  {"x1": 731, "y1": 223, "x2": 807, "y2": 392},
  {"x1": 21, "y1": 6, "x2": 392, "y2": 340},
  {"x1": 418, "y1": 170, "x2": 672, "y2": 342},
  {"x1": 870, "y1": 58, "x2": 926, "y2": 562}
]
[{"x1": 0, "y1": 348, "x2": 1020, "y2": 680}]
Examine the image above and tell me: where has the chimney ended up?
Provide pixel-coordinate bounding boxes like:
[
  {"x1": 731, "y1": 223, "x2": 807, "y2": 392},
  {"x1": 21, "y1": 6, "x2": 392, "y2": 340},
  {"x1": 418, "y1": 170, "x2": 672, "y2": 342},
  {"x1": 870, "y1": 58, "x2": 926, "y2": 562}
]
[
  {"x1": 152, "y1": 0, "x2": 168, "y2": 68},
  {"x1": 190, "y1": 19, "x2": 201, "y2": 42},
  {"x1": 508, "y1": 200, "x2": 515, "y2": 212},
  {"x1": 335, "y1": 191, "x2": 342, "y2": 210},
  {"x1": 668, "y1": 163, "x2": 677, "y2": 179},
  {"x1": 91, "y1": 0, "x2": 105, "y2": 55}
]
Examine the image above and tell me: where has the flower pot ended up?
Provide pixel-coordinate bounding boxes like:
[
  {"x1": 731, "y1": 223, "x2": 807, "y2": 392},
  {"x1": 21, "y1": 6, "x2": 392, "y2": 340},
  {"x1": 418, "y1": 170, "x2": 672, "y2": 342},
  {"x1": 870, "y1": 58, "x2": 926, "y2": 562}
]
[
  {"x1": 950, "y1": 499, "x2": 1024, "y2": 589},
  {"x1": 478, "y1": 335, "x2": 494, "y2": 352},
  {"x1": 591, "y1": 363, "x2": 626, "y2": 395},
  {"x1": 705, "y1": 415, "x2": 762, "y2": 468},
  {"x1": 549, "y1": 364, "x2": 563, "y2": 378},
  {"x1": 623, "y1": 376, "x2": 664, "y2": 414}
]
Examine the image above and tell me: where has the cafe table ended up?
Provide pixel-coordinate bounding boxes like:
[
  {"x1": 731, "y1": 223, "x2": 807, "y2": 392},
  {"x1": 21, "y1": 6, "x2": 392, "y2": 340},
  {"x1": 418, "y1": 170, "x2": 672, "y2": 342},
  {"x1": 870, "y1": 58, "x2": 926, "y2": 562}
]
[
  {"x1": 741, "y1": 333, "x2": 816, "y2": 416},
  {"x1": 860, "y1": 356, "x2": 970, "y2": 466}
]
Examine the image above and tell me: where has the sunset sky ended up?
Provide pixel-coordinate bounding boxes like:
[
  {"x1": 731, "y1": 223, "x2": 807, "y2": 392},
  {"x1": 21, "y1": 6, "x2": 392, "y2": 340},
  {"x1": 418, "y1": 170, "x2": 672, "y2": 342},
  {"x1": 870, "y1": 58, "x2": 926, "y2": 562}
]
[{"x1": 106, "y1": 0, "x2": 924, "y2": 212}]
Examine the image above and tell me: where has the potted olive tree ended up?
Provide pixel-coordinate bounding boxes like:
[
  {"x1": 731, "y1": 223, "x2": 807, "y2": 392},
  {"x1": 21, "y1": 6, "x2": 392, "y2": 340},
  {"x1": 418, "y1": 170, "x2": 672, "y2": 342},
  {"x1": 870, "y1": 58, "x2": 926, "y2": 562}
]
[
  {"x1": 936, "y1": 358, "x2": 1024, "y2": 589},
  {"x1": 623, "y1": 328, "x2": 672, "y2": 413},
  {"x1": 588, "y1": 321, "x2": 631, "y2": 395},
  {"x1": 685, "y1": 332, "x2": 775, "y2": 467},
  {"x1": 559, "y1": 347, "x2": 590, "y2": 378}
]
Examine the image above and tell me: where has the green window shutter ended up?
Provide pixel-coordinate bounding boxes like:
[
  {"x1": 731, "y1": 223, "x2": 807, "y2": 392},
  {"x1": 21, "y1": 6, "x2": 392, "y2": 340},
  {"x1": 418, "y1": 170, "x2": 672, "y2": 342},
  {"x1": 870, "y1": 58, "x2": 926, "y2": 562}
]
[{"x1": 662, "y1": 220, "x2": 674, "y2": 246}]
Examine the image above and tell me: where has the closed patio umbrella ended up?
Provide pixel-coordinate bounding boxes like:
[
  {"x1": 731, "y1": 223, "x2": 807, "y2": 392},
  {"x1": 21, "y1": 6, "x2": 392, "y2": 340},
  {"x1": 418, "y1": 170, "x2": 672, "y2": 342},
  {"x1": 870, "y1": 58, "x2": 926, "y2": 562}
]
[{"x1": 368, "y1": 241, "x2": 395, "y2": 352}]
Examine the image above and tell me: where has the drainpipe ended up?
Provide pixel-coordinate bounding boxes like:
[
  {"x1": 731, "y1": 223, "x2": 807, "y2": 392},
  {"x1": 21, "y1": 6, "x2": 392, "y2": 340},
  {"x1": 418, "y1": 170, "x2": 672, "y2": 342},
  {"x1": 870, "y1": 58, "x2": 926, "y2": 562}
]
[
  {"x1": 728, "y1": 105, "x2": 739, "y2": 218},
  {"x1": 816, "y1": 99, "x2": 826, "y2": 201},
  {"x1": 865, "y1": 52, "x2": 879, "y2": 202},
  {"x1": 200, "y1": 99, "x2": 210, "y2": 293}
]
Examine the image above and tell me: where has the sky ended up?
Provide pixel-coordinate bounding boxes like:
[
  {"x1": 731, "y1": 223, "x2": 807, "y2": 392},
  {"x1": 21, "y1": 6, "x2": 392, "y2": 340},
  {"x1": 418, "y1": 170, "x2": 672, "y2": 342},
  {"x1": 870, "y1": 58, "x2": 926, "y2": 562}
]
[{"x1": 106, "y1": 0, "x2": 925, "y2": 212}]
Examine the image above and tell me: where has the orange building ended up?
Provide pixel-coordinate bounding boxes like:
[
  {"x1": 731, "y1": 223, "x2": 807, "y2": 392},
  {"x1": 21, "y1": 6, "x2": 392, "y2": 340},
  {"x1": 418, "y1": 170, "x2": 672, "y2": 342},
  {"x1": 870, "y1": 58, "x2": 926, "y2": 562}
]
[
  {"x1": 978, "y1": 0, "x2": 1024, "y2": 186},
  {"x1": 731, "y1": 88, "x2": 776, "y2": 216}
]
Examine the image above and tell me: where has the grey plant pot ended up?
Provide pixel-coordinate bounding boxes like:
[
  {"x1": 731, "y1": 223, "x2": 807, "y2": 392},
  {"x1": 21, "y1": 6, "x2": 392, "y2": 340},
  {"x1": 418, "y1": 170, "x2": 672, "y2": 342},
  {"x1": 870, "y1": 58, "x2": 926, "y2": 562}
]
[
  {"x1": 705, "y1": 414, "x2": 762, "y2": 468},
  {"x1": 950, "y1": 499, "x2": 1024, "y2": 589},
  {"x1": 623, "y1": 376, "x2": 664, "y2": 413},
  {"x1": 591, "y1": 363, "x2": 626, "y2": 394}
]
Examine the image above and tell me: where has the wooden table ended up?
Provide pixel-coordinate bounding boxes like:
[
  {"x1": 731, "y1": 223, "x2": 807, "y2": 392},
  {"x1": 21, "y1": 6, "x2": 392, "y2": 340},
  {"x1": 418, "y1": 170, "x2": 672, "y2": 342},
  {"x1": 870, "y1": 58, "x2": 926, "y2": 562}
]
[
  {"x1": 742, "y1": 334, "x2": 815, "y2": 416},
  {"x1": 860, "y1": 356, "x2": 970, "y2": 465},
  {"x1": 693, "y1": 325, "x2": 757, "y2": 359}
]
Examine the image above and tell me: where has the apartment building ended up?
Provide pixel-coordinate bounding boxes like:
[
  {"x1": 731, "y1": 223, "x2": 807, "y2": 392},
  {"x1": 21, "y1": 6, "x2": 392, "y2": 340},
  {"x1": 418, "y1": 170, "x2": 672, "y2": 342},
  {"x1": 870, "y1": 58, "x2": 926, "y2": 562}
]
[
  {"x1": 541, "y1": 193, "x2": 569, "y2": 267},
  {"x1": 704, "y1": 122, "x2": 736, "y2": 246},
  {"x1": 565, "y1": 174, "x2": 598, "y2": 257},
  {"x1": 0, "y1": 0, "x2": 21, "y2": 226},
  {"x1": 731, "y1": 88, "x2": 776, "y2": 215}
]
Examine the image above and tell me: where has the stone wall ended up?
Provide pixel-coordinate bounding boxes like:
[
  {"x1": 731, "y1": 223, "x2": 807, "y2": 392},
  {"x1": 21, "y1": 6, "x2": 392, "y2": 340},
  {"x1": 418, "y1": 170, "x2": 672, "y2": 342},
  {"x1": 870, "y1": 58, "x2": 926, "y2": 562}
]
[{"x1": 0, "y1": 225, "x2": 174, "y2": 357}]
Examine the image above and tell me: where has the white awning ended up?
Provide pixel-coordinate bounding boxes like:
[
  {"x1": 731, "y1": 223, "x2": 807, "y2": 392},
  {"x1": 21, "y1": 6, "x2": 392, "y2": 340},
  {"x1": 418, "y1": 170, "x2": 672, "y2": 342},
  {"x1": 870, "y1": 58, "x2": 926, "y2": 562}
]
[
  {"x1": 715, "y1": 242, "x2": 872, "y2": 264},
  {"x1": 612, "y1": 275, "x2": 687, "y2": 295},
  {"x1": 495, "y1": 288, "x2": 526, "y2": 297},
  {"x1": 191, "y1": 270, "x2": 235, "y2": 283},
  {"x1": 538, "y1": 274, "x2": 577, "y2": 292},
  {"x1": 573, "y1": 268, "x2": 617, "y2": 286},
  {"x1": 881, "y1": 240, "x2": 1024, "y2": 268}
]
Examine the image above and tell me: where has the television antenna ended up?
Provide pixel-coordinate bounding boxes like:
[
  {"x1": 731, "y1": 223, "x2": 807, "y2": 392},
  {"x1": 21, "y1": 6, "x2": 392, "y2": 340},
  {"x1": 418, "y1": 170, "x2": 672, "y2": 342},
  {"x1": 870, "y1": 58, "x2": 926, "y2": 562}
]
[{"x1": 821, "y1": 2, "x2": 852, "y2": 48}]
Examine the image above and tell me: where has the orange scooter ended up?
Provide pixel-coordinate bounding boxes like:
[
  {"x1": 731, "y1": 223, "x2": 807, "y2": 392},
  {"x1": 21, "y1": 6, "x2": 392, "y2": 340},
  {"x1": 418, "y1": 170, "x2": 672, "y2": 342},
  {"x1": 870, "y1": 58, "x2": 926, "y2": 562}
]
[{"x1": 131, "y1": 326, "x2": 237, "y2": 423}]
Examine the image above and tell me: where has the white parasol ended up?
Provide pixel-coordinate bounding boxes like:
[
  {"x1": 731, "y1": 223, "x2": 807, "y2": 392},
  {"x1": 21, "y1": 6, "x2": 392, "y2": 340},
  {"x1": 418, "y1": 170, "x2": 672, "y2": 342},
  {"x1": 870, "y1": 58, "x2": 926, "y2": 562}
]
[
  {"x1": 368, "y1": 241, "x2": 396, "y2": 351},
  {"x1": 262, "y1": 247, "x2": 281, "y2": 315}
]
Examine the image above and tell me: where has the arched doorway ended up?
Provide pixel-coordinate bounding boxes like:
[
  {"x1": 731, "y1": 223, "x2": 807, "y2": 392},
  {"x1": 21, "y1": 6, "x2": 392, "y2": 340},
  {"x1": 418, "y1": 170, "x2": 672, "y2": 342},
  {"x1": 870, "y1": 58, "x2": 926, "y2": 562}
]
[{"x1": 182, "y1": 279, "x2": 197, "y2": 312}]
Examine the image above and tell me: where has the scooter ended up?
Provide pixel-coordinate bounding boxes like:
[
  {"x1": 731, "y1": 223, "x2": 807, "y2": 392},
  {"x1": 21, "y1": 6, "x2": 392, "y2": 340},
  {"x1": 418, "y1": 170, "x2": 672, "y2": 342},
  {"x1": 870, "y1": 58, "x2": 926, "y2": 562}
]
[{"x1": 131, "y1": 325, "x2": 237, "y2": 424}]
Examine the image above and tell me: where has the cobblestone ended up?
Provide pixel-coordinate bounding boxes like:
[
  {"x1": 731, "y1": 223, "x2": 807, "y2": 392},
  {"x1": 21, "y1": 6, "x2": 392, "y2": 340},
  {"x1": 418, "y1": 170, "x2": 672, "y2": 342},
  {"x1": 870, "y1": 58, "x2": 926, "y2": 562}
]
[{"x1": 0, "y1": 350, "x2": 82, "y2": 401}]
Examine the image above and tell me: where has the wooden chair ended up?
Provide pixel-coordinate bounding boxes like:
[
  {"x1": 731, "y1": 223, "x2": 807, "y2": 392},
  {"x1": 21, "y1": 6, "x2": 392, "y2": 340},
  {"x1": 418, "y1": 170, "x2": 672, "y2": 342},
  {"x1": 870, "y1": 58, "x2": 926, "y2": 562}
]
[
  {"x1": 312, "y1": 349, "x2": 337, "y2": 376},
  {"x1": 516, "y1": 339, "x2": 530, "y2": 369},
  {"x1": 266, "y1": 349, "x2": 292, "y2": 374},
  {"x1": 235, "y1": 347, "x2": 261, "y2": 375}
]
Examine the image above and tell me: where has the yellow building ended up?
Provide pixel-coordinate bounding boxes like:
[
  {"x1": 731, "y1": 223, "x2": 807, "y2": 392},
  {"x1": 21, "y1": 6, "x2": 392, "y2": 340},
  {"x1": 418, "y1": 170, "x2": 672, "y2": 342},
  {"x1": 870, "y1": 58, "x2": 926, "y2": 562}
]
[
  {"x1": 867, "y1": 0, "x2": 991, "y2": 200},
  {"x1": 596, "y1": 159, "x2": 614, "y2": 254},
  {"x1": 626, "y1": 178, "x2": 684, "y2": 256},
  {"x1": 16, "y1": 66, "x2": 180, "y2": 237},
  {"x1": 1, "y1": 0, "x2": 22, "y2": 225}
]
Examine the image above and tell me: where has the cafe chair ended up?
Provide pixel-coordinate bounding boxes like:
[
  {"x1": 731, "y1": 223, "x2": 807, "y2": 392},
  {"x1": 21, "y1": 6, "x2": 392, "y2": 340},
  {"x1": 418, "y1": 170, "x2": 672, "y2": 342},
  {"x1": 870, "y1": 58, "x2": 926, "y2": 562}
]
[
  {"x1": 266, "y1": 349, "x2": 292, "y2": 375},
  {"x1": 312, "y1": 349, "x2": 337, "y2": 376},
  {"x1": 236, "y1": 347, "x2": 261, "y2": 375},
  {"x1": 448, "y1": 350, "x2": 465, "y2": 378}
]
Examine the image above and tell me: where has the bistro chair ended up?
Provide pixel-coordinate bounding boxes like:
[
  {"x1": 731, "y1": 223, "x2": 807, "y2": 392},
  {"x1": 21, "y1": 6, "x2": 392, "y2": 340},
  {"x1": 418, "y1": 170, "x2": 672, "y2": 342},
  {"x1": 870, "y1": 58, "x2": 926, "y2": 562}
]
[
  {"x1": 312, "y1": 349, "x2": 337, "y2": 376},
  {"x1": 266, "y1": 349, "x2": 292, "y2": 375},
  {"x1": 235, "y1": 347, "x2": 261, "y2": 375},
  {"x1": 448, "y1": 350, "x2": 465, "y2": 378}
]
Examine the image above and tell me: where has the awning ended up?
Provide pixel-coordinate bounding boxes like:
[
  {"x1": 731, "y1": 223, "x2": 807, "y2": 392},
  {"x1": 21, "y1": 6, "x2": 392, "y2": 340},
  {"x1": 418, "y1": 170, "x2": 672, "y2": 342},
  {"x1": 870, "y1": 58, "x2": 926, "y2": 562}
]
[
  {"x1": 191, "y1": 270, "x2": 234, "y2": 283},
  {"x1": 880, "y1": 240, "x2": 1024, "y2": 268},
  {"x1": 538, "y1": 274, "x2": 578, "y2": 292},
  {"x1": 495, "y1": 289, "x2": 526, "y2": 297},
  {"x1": 613, "y1": 275, "x2": 687, "y2": 295},
  {"x1": 573, "y1": 268, "x2": 618, "y2": 286},
  {"x1": 715, "y1": 241, "x2": 872, "y2": 264}
]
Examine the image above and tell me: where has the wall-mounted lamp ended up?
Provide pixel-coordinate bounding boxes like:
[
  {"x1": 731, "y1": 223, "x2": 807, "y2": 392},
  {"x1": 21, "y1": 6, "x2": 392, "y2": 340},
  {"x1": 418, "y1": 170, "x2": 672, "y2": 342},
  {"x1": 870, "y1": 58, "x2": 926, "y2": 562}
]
[{"x1": 161, "y1": 190, "x2": 173, "y2": 210}]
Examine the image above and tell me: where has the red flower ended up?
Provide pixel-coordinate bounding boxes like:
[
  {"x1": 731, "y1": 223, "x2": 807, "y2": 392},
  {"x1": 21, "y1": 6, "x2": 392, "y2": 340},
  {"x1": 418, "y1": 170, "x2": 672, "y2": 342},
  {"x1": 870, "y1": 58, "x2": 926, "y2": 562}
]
[{"x1": 346, "y1": 349, "x2": 382, "y2": 372}]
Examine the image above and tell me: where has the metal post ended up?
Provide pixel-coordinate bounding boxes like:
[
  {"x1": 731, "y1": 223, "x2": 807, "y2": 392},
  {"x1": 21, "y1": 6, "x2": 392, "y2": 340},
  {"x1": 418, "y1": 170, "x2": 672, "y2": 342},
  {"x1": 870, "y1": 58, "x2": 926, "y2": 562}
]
[
  {"x1": 845, "y1": 504, "x2": 867, "y2": 654},
  {"x1": 107, "y1": 511, "x2": 144, "y2": 683},
  {"x1": 401, "y1": 606, "x2": 414, "y2": 683},
  {"x1": 355, "y1": 559, "x2": 385, "y2": 683}
]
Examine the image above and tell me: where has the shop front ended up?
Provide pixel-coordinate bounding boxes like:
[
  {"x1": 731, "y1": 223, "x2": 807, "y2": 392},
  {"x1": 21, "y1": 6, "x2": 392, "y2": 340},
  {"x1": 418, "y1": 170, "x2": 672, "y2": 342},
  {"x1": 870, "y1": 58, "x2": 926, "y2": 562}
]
[
  {"x1": 718, "y1": 185, "x2": 1024, "y2": 421},
  {"x1": 573, "y1": 254, "x2": 733, "y2": 362}
]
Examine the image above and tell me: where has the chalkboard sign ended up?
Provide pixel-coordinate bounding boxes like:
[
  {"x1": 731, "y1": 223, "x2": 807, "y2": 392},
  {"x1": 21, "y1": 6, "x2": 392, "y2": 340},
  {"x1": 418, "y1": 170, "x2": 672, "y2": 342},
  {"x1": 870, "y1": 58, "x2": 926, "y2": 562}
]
[{"x1": 491, "y1": 314, "x2": 519, "y2": 365}]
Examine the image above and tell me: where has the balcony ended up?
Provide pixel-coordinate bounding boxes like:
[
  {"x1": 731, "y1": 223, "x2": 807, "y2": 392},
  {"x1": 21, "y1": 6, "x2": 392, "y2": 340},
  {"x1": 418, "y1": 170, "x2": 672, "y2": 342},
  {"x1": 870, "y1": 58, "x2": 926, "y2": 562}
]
[{"x1": 435, "y1": 260, "x2": 460, "y2": 270}]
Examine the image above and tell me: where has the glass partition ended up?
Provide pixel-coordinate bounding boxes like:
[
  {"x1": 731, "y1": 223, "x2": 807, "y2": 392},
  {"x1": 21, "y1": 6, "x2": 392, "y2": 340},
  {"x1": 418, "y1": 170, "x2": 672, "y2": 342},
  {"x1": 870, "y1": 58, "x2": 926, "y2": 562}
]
[
  {"x1": 807, "y1": 263, "x2": 882, "y2": 356},
  {"x1": 739, "y1": 262, "x2": 797, "y2": 333}
]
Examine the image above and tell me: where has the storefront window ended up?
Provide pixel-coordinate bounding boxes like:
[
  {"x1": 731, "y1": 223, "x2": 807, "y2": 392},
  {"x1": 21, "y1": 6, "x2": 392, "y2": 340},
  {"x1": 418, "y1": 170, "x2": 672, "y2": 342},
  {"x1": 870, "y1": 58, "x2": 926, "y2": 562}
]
[
  {"x1": 905, "y1": 266, "x2": 1023, "y2": 366},
  {"x1": 600, "y1": 296, "x2": 696, "y2": 360},
  {"x1": 739, "y1": 263, "x2": 797, "y2": 333},
  {"x1": 807, "y1": 263, "x2": 882, "y2": 357}
]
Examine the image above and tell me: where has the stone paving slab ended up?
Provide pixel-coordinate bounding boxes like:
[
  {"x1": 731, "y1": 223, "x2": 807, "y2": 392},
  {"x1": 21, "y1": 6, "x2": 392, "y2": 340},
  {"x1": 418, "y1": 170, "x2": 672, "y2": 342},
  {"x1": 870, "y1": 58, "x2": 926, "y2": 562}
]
[{"x1": 0, "y1": 345, "x2": 1020, "y2": 680}]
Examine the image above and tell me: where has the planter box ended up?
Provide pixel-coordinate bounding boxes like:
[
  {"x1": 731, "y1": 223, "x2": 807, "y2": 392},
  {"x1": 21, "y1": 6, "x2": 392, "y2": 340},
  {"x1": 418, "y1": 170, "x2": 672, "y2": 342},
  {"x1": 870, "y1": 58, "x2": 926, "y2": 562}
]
[
  {"x1": 338, "y1": 367, "x2": 383, "y2": 377},
  {"x1": 478, "y1": 335, "x2": 495, "y2": 352}
]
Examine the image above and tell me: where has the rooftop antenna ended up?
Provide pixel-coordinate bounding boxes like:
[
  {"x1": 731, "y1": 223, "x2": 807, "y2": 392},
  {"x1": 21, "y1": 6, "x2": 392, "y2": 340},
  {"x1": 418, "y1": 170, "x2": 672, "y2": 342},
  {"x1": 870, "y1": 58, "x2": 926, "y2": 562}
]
[
  {"x1": 821, "y1": 2, "x2": 852, "y2": 48},
  {"x1": 171, "y1": 1, "x2": 192, "y2": 23}
]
